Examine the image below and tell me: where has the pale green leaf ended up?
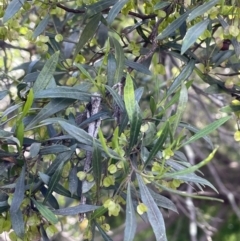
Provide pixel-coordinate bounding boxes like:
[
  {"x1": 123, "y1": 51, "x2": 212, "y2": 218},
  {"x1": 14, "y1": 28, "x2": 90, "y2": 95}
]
[
  {"x1": 3, "y1": 0, "x2": 26, "y2": 23},
  {"x1": 33, "y1": 14, "x2": 50, "y2": 38}
]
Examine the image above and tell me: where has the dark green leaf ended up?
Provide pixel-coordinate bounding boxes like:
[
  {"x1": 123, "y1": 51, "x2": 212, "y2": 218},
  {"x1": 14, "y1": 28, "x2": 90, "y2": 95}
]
[
  {"x1": 167, "y1": 59, "x2": 195, "y2": 97},
  {"x1": 25, "y1": 98, "x2": 75, "y2": 131},
  {"x1": 40, "y1": 224, "x2": 50, "y2": 241},
  {"x1": 53, "y1": 204, "x2": 99, "y2": 216},
  {"x1": 33, "y1": 14, "x2": 50, "y2": 38},
  {"x1": 40, "y1": 186, "x2": 59, "y2": 209},
  {"x1": 111, "y1": 37, "x2": 125, "y2": 84},
  {"x1": 154, "y1": 2, "x2": 171, "y2": 11},
  {"x1": 43, "y1": 162, "x2": 64, "y2": 204},
  {"x1": 105, "y1": 85, "x2": 125, "y2": 112},
  {"x1": 156, "y1": 9, "x2": 191, "y2": 40},
  {"x1": 95, "y1": 221, "x2": 113, "y2": 241},
  {"x1": 40, "y1": 145, "x2": 71, "y2": 155},
  {"x1": 187, "y1": 0, "x2": 219, "y2": 22},
  {"x1": 88, "y1": 0, "x2": 118, "y2": 16},
  {"x1": 181, "y1": 19, "x2": 210, "y2": 55},
  {"x1": 10, "y1": 165, "x2": 25, "y2": 213},
  {"x1": 90, "y1": 206, "x2": 108, "y2": 220},
  {"x1": 10, "y1": 209, "x2": 24, "y2": 238},
  {"x1": 137, "y1": 174, "x2": 167, "y2": 241},
  {"x1": 107, "y1": 0, "x2": 129, "y2": 24},
  {"x1": 125, "y1": 60, "x2": 152, "y2": 75},
  {"x1": 33, "y1": 52, "x2": 59, "y2": 93},
  {"x1": 3, "y1": 0, "x2": 26, "y2": 23},
  {"x1": 69, "y1": 166, "x2": 78, "y2": 196},
  {"x1": 31, "y1": 199, "x2": 58, "y2": 224},
  {"x1": 124, "y1": 183, "x2": 137, "y2": 241},
  {"x1": 73, "y1": 13, "x2": 101, "y2": 60},
  {"x1": 144, "y1": 122, "x2": 169, "y2": 168},
  {"x1": 107, "y1": 53, "x2": 117, "y2": 86}
]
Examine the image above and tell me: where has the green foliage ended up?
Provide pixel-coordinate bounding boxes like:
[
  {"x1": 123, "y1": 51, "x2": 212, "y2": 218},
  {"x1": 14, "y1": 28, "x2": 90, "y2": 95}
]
[{"x1": 0, "y1": 0, "x2": 238, "y2": 240}]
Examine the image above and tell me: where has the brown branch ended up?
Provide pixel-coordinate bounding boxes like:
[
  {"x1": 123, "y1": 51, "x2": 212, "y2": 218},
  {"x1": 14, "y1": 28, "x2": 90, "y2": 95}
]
[{"x1": 55, "y1": 3, "x2": 85, "y2": 13}]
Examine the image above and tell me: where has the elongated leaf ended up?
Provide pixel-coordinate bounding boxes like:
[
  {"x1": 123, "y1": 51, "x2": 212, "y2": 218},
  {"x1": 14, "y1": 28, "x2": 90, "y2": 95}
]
[
  {"x1": 181, "y1": 116, "x2": 231, "y2": 147},
  {"x1": 107, "y1": 0, "x2": 129, "y2": 24},
  {"x1": 111, "y1": 37, "x2": 125, "y2": 84},
  {"x1": 25, "y1": 98, "x2": 75, "y2": 131},
  {"x1": 135, "y1": 87, "x2": 144, "y2": 103},
  {"x1": 10, "y1": 209, "x2": 24, "y2": 238},
  {"x1": 31, "y1": 199, "x2": 58, "y2": 224},
  {"x1": 105, "y1": 85, "x2": 125, "y2": 112},
  {"x1": 187, "y1": 0, "x2": 219, "y2": 22},
  {"x1": 124, "y1": 183, "x2": 137, "y2": 241},
  {"x1": 43, "y1": 162, "x2": 64, "y2": 204},
  {"x1": 181, "y1": 19, "x2": 210, "y2": 55},
  {"x1": 34, "y1": 87, "x2": 91, "y2": 101},
  {"x1": 73, "y1": 13, "x2": 101, "y2": 60},
  {"x1": 30, "y1": 142, "x2": 41, "y2": 158},
  {"x1": 88, "y1": 0, "x2": 118, "y2": 16},
  {"x1": 0, "y1": 90, "x2": 8, "y2": 100},
  {"x1": 3, "y1": 0, "x2": 26, "y2": 23},
  {"x1": 154, "y1": 2, "x2": 171, "y2": 11},
  {"x1": 40, "y1": 224, "x2": 50, "y2": 241},
  {"x1": 144, "y1": 122, "x2": 169, "y2": 168},
  {"x1": 22, "y1": 89, "x2": 34, "y2": 118},
  {"x1": 125, "y1": 60, "x2": 152, "y2": 75},
  {"x1": 124, "y1": 73, "x2": 136, "y2": 122},
  {"x1": 10, "y1": 165, "x2": 25, "y2": 213},
  {"x1": 128, "y1": 102, "x2": 142, "y2": 152},
  {"x1": 167, "y1": 60, "x2": 195, "y2": 97},
  {"x1": 33, "y1": 52, "x2": 59, "y2": 93},
  {"x1": 91, "y1": 207, "x2": 108, "y2": 220},
  {"x1": 172, "y1": 83, "x2": 188, "y2": 134},
  {"x1": 40, "y1": 186, "x2": 59, "y2": 209},
  {"x1": 92, "y1": 140, "x2": 102, "y2": 195},
  {"x1": 107, "y1": 53, "x2": 117, "y2": 86},
  {"x1": 148, "y1": 188, "x2": 178, "y2": 213},
  {"x1": 40, "y1": 145, "x2": 70, "y2": 155},
  {"x1": 95, "y1": 221, "x2": 113, "y2": 241},
  {"x1": 68, "y1": 166, "x2": 78, "y2": 196},
  {"x1": 1, "y1": 103, "x2": 23, "y2": 120},
  {"x1": 33, "y1": 14, "x2": 50, "y2": 38},
  {"x1": 137, "y1": 174, "x2": 167, "y2": 241},
  {"x1": 53, "y1": 204, "x2": 99, "y2": 216},
  {"x1": 156, "y1": 9, "x2": 191, "y2": 40}
]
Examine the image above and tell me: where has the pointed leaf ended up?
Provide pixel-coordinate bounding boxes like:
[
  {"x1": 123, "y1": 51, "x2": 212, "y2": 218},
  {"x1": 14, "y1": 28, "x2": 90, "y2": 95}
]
[
  {"x1": 181, "y1": 116, "x2": 231, "y2": 147},
  {"x1": 111, "y1": 37, "x2": 125, "y2": 83},
  {"x1": 128, "y1": 102, "x2": 142, "y2": 151},
  {"x1": 22, "y1": 89, "x2": 34, "y2": 118},
  {"x1": 31, "y1": 199, "x2": 58, "y2": 224},
  {"x1": 154, "y1": 2, "x2": 171, "y2": 11},
  {"x1": 88, "y1": 0, "x2": 118, "y2": 16},
  {"x1": 187, "y1": 0, "x2": 219, "y2": 22},
  {"x1": 69, "y1": 166, "x2": 78, "y2": 196},
  {"x1": 10, "y1": 209, "x2": 24, "y2": 238},
  {"x1": 40, "y1": 225, "x2": 50, "y2": 241},
  {"x1": 107, "y1": 0, "x2": 129, "y2": 24},
  {"x1": 95, "y1": 221, "x2": 113, "y2": 241},
  {"x1": 125, "y1": 60, "x2": 152, "y2": 75},
  {"x1": 144, "y1": 122, "x2": 169, "y2": 168},
  {"x1": 40, "y1": 145, "x2": 71, "y2": 155},
  {"x1": 10, "y1": 165, "x2": 25, "y2": 213},
  {"x1": 124, "y1": 183, "x2": 137, "y2": 241},
  {"x1": 135, "y1": 87, "x2": 144, "y2": 103},
  {"x1": 33, "y1": 14, "x2": 50, "y2": 38},
  {"x1": 181, "y1": 19, "x2": 210, "y2": 55},
  {"x1": 3, "y1": 0, "x2": 26, "y2": 23},
  {"x1": 124, "y1": 73, "x2": 136, "y2": 122},
  {"x1": 40, "y1": 186, "x2": 59, "y2": 209},
  {"x1": 156, "y1": 9, "x2": 191, "y2": 40},
  {"x1": 30, "y1": 142, "x2": 41, "y2": 158},
  {"x1": 167, "y1": 59, "x2": 195, "y2": 97},
  {"x1": 172, "y1": 83, "x2": 188, "y2": 134},
  {"x1": 73, "y1": 13, "x2": 101, "y2": 60},
  {"x1": 137, "y1": 174, "x2": 167, "y2": 241},
  {"x1": 53, "y1": 204, "x2": 99, "y2": 216},
  {"x1": 33, "y1": 52, "x2": 59, "y2": 93},
  {"x1": 43, "y1": 161, "x2": 64, "y2": 204},
  {"x1": 107, "y1": 53, "x2": 117, "y2": 86}
]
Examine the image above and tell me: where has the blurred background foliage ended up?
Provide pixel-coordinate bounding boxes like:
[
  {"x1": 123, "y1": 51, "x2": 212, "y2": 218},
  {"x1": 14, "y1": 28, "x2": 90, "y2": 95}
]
[{"x1": 1, "y1": 0, "x2": 240, "y2": 241}]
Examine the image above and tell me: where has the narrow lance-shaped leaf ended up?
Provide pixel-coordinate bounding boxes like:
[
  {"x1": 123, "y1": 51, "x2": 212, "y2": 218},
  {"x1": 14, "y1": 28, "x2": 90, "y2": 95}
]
[
  {"x1": 187, "y1": 0, "x2": 219, "y2": 22},
  {"x1": 107, "y1": 53, "x2": 117, "y2": 86},
  {"x1": 123, "y1": 183, "x2": 137, "y2": 241},
  {"x1": 107, "y1": 0, "x2": 129, "y2": 25},
  {"x1": 43, "y1": 161, "x2": 64, "y2": 204},
  {"x1": 172, "y1": 83, "x2": 188, "y2": 135},
  {"x1": 180, "y1": 115, "x2": 231, "y2": 147},
  {"x1": 33, "y1": 52, "x2": 60, "y2": 93},
  {"x1": 181, "y1": 19, "x2": 210, "y2": 55},
  {"x1": 22, "y1": 88, "x2": 34, "y2": 118},
  {"x1": 69, "y1": 166, "x2": 78, "y2": 196},
  {"x1": 144, "y1": 122, "x2": 169, "y2": 168},
  {"x1": 33, "y1": 14, "x2": 50, "y2": 38},
  {"x1": 10, "y1": 209, "x2": 25, "y2": 239},
  {"x1": 73, "y1": 13, "x2": 101, "y2": 60},
  {"x1": 111, "y1": 37, "x2": 125, "y2": 84},
  {"x1": 3, "y1": 0, "x2": 26, "y2": 23},
  {"x1": 31, "y1": 199, "x2": 58, "y2": 224},
  {"x1": 128, "y1": 102, "x2": 142, "y2": 152},
  {"x1": 94, "y1": 221, "x2": 113, "y2": 241},
  {"x1": 137, "y1": 174, "x2": 167, "y2": 241},
  {"x1": 124, "y1": 73, "x2": 136, "y2": 122}
]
